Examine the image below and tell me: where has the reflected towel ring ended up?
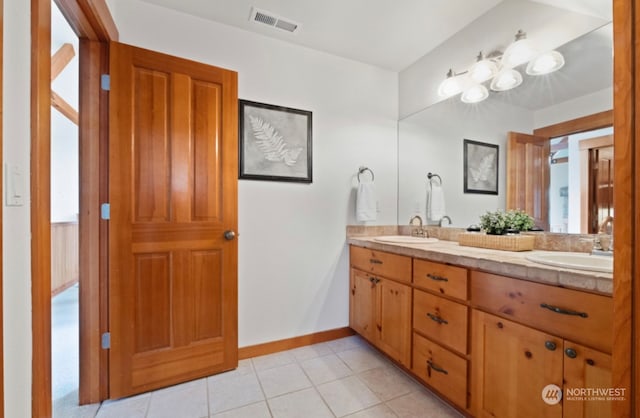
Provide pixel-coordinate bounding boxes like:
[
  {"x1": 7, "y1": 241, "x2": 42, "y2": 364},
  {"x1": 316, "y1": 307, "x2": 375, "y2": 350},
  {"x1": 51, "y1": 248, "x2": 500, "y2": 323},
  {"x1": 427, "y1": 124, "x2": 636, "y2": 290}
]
[
  {"x1": 427, "y1": 172, "x2": 442, "y2": 185},
  {"x1": 358, "y1": 166, "x2": 375, "y2": 182}
]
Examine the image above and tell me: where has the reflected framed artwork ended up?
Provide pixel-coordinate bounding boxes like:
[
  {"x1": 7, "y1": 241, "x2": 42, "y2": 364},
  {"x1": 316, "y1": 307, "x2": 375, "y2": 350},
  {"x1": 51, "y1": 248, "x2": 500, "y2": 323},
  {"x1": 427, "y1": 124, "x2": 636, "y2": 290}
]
[
  {"x1": 239, "y1": 99, "x2": 313, "y2": 183},
  {"x1": 463, "y1": 139, "x2": 499, "y2": 194}
]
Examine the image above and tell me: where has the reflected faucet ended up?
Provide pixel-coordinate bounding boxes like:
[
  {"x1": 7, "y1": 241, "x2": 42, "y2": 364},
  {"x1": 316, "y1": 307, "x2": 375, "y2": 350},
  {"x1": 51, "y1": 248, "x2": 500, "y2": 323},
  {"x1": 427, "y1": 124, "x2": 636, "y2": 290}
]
[
  {"x1": 439, "y1": 216, "x2": 452, "y2": 227},
  {"x1": 409, "y1": 215, "x2": 426, "y2": 237},
  {"x1": 595, "y1": 216, "x2": 614, "y2": 252}
]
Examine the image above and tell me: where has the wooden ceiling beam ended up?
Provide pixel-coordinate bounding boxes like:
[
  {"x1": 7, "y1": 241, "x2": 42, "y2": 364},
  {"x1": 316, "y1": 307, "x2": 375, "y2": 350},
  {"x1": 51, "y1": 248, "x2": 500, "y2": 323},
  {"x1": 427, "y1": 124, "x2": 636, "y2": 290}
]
[
  {"x1": 51, "y1": 91, "x2": 79, "y2": 125},
  {"x1": 51, "y1": 42, "x2": 75, "y2": 80}
]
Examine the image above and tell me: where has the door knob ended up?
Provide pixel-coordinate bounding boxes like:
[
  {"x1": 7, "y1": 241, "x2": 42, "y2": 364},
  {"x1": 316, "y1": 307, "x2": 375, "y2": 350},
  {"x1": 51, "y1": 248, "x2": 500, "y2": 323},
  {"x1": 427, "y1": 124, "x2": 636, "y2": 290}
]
[{"x1": 223, "y1": 230, "x2": 236, "y2": 241}]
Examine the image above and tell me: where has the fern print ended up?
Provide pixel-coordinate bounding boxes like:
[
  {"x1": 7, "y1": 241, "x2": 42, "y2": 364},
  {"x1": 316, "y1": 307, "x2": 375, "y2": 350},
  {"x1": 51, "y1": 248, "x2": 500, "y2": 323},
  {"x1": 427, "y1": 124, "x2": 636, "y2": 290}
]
[
  {"x1": 249, "y1": 115, "x2": 303, "y2": 167},
  {"x1": 469, "y1": 153, "x2": 495, "y2": 183}
]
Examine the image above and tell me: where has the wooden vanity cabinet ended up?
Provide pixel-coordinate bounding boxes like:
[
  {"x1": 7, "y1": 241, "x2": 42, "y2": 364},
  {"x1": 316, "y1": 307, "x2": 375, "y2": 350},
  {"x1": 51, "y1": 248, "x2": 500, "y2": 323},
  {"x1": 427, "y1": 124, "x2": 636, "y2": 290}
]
[
  {"x1": 471, "y1": 271, "x2": 613, "y2": 418},
  {"x1": 349, "y1": 247, "x2": 412, "y2": 367},
  {"x1": 472, "y1": 310, "x2": 563, "y2": 418},
  {"x1": 411, "y1": 259, "x2": 470, "y2": 410},
  {"x1": 562, "y1": 341, "x2": 612, "y2": 418},
  {"x1": 348, "y1": 244, "x2": 613, "y2": 417}
]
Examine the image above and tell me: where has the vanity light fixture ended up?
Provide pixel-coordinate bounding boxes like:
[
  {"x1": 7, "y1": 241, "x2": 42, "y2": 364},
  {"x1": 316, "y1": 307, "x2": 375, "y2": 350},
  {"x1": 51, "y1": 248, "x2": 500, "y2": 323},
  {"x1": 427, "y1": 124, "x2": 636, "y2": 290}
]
[
  {"x1": 461, "y1": 84, "x2": 489, "y2": 103},
  {"x1": 526, "y1": 50, "x2": 565, "y2": 75},
  {"x1": 501, "y1": 29, "x2": 537, "y2": 68},
  {"x1": 437, "y1": 69, "x2": 464, "y2": 98},
  {"x1": 437, "y1": 29, "x2": 564, "y2": 103},
  {"x1": 490, "y1": 68, "x2": 523, "y2": 91},
  {"x1": 469, "y1": 51, "x2": 498, "y2": 83}
]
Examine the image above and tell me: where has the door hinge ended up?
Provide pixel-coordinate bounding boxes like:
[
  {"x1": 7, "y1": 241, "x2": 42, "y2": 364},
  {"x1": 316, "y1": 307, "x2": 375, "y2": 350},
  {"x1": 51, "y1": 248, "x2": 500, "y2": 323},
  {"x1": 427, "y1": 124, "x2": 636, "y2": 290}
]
[
  {"x1": 101, "y1": 74, "x2": 110, "y2": 91},
  {"x1": 101, "y1": 332, "x2": 111, "y2": 349},
  {"x1": 101, "y1": 203, "x2": 110, "y2": 220}
]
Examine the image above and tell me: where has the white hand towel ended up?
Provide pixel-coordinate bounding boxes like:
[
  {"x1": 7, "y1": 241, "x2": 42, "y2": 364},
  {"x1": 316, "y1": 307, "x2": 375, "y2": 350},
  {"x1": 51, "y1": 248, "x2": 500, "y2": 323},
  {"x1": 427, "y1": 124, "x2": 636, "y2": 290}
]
[
  {"x1": 356, "y1": 182, "x2": 377, "y2": 222},
  {"x1": 428, "y1": 184, "x2": 446, "y2": 221}
]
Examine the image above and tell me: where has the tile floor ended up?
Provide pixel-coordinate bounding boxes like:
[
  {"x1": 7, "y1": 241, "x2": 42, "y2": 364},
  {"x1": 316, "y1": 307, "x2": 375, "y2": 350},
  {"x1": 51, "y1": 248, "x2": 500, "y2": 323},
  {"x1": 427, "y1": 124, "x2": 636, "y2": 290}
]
[{"x1": 56, "y1": 335, "x2": 462, "y2": 418}]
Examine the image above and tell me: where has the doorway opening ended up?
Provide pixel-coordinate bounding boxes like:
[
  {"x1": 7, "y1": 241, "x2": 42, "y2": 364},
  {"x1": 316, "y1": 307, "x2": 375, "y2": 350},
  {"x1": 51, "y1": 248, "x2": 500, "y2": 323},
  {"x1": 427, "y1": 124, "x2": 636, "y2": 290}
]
[
  {"x1": 50, "y1": 1, "x2": 85, "y2": 416},
  {"x1": 548, "y1": 126, "x2": 614, "y2": 234}
]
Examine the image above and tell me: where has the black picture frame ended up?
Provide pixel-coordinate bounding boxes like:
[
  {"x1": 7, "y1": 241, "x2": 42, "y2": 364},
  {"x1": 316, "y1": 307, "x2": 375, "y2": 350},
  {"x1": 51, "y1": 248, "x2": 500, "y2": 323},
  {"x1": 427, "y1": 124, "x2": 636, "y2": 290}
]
[
  {"x1": 239, "y1": 99, "x2": 312, "y2": 183},
  {"x1": 463, "y1": 139, "x2": 499, "y2": 195}
]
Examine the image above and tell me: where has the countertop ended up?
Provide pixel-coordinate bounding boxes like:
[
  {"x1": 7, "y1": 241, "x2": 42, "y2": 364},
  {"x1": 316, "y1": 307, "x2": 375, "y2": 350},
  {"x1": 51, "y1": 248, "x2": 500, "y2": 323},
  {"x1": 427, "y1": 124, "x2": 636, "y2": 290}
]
[{"x1": 348, "y1": 236, "x2": 613, "y2": 296}]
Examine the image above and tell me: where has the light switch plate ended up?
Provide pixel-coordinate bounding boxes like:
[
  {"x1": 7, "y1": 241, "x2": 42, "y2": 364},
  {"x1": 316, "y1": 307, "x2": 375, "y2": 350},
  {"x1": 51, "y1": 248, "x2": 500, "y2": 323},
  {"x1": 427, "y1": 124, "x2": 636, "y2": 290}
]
[{"x1": 6, "y1": 164, "x2": 25, "y2": 206}]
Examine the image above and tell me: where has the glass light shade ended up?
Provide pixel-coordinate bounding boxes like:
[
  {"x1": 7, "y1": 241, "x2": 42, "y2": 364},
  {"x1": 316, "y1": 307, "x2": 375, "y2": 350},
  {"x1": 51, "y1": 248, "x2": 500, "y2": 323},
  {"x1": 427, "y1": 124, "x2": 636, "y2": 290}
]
[
  {"x1": 526, "y1": 50, "x2": 565, "y2": 75},
  {"x1": 501, "y1": 37, "x2": 536, "y2": 68},
  {"x1": 490, "y1": 68, "x2": 523, "y2": 91},
  {"x1": 437, "y1": 71, "x2": 463, "y2": 98},
  {"x1": 461, "y1": 84, "x2": 489, "y2": 103},
  {"x1": 469, "y1": 59, "x2": 498, "y2": 83}
]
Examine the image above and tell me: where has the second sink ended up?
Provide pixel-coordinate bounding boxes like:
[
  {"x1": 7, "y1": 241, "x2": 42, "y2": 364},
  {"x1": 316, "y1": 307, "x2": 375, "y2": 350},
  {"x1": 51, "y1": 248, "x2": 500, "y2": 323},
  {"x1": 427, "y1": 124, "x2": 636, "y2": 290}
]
[
  {"x1": 525, "y1": 252, "x2": 613, "y2": 273},
  {"x1": 373, "y1": 235, "x2": 439, "y2": 244}
]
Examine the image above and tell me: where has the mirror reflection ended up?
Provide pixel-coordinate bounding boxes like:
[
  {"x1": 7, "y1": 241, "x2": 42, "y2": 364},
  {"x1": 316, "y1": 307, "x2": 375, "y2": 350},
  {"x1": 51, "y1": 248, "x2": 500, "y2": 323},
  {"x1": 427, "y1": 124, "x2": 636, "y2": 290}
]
[{"x1": 398, "y1": 22, "x2": 612, "y2": 234}]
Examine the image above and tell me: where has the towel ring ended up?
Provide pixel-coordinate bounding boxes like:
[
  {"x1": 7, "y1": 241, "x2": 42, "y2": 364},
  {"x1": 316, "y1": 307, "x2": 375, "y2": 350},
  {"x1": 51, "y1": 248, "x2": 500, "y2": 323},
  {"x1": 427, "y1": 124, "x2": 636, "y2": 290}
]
[
  {"x1": 427, "y1": 172, "x2": 442, "y2": 185},
  {"x1": 358, "y1": 167, "x2": 375, "y2": 182}
]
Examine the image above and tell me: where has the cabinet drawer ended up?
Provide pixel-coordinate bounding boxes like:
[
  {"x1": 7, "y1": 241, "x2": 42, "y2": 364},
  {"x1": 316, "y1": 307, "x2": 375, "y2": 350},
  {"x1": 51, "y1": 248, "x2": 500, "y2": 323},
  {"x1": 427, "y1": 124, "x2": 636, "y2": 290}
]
[
  {"x1": 471, "y1": 271, "x2": 613, "y2": 353},
  {"x1": 413, "y1": 259, "x2": 468, "y2": 301},
  {"x1": 412, "y1": 332, "x2": 468, "y2": 409},
  {"x1": 414, "y1": 290, "x2": 468, "y2": 354},
  {"x1": 350, "y1": 246, "x2": 412, "y2": 283}
]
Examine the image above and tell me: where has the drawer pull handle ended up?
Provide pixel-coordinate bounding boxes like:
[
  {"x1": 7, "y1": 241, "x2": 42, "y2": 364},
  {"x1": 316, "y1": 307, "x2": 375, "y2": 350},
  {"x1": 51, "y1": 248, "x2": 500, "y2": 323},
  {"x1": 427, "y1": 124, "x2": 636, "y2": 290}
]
[
  {"x1": 369, "y1": 258, "x2": 383, "y2": 265},
  {"x1": 427, "y1": 360, "x2": 448, "y2": 375},
  {"x1": 368, "y1": 277, "x2": 380, "y2": 284},
  {"x1": 427, "y1": 273, "x2": 448, "y2": 282},
  {"x1": 427, "y1": 312, "x2": 449, "y2": 325},
  {"x1": 540, "y1": 303, "x2": 588, "y2": 318},
  {"x1": 544, "y1": 341, "x2": 557, "y2": 351}
]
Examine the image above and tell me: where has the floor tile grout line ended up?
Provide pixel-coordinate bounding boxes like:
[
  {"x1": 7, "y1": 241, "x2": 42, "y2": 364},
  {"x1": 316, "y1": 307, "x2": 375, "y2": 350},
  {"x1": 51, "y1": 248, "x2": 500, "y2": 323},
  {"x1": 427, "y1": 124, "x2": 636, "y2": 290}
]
[
  {"x1": 292, "y1": 348, "x2": 339, "y2": 418},
  {"x1": 250, "y1": 357, "x2": 275, "y2": 417}
]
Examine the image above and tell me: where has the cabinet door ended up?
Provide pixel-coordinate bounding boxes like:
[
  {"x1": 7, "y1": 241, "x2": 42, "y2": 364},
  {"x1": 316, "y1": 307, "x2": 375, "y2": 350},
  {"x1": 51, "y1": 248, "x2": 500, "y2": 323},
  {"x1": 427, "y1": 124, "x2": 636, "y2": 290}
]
[
  {"x1": 376, "y1": 278, "x2": 412, "y2": 366},
  {"x1": 350, "y1": 269, "x2": 376, "y2": 342},
  {"x1": 472, "y1": 310, "x2": 563, "y2": 418},
  {"x1": 563, "y1": 341, "x2": 612, "y2": 418}
]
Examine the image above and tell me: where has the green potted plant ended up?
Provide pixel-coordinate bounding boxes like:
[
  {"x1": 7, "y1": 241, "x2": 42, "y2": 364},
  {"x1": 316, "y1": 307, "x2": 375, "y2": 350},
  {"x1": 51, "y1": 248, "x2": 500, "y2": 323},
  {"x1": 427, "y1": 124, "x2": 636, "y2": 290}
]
[
  {"x1": 479, "y1": 209, "x2": 534, "y2": 235},
  {"x1": 479, "y1": 210, "x2": 508, "y2": 235},
  {"x1": 505, "y1": 209, "x2": 535, "y2": 232}
]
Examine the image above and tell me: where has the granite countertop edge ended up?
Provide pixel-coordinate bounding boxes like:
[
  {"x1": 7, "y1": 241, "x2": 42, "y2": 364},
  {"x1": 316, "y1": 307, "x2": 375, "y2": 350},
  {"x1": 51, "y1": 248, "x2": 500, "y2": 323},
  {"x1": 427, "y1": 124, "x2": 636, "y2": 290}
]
[{"x1": 347, "y1": 237, "x2": 613, "y2": 296}]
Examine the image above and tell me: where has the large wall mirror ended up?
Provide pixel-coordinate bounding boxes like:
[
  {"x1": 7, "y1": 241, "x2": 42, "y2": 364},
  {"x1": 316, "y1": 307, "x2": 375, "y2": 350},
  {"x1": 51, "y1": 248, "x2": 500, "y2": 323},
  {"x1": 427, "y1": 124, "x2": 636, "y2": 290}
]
[{"x1": 398, "y1": 17, "x2": 612, "y2": 235}]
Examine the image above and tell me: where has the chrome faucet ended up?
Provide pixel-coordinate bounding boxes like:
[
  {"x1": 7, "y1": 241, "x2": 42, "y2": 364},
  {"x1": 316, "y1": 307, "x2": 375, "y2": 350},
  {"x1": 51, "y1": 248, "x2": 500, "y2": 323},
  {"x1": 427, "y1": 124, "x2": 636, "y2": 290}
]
[
  {"x1": 595, "y1": 216, "x2": 614, "y2": 252},
  {"x1": 409, "y1": 215, "x2": 426, "y2": 237},
  {"x1": 438, "y1": 215, "x2": 452, "y2": 227}
]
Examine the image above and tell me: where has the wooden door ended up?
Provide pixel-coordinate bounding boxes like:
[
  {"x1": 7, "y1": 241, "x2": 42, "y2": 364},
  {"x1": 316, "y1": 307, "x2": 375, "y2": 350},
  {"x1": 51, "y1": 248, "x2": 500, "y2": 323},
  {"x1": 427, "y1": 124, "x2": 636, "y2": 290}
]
[
  {"x1": 507, "y1": 132, "x2": 550, "y2": 230},
  {"x1": 563, "y1": 341, "x2": 612, "y2": 418},
  {"x1": 579, "y1": 135, "x2": 614, "y2": 233},
  {"x1": 109, "y1": 42, "x2": 238, "y2": 398},
  {"x1": 376, "y1": 278, "x2": 411, "y2": 366},
  {"x1": 472, "y1": 311, "x2": 563, "y2": 418},
  {"x1": 349, "y1": 269, "x2": 376, "y2": 342}
]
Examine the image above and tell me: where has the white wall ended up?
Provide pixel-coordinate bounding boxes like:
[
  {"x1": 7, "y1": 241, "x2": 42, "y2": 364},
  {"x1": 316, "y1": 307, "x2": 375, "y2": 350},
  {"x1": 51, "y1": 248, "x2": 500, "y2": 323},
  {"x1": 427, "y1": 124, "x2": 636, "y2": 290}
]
[
  {"x1": 3, "y1": 0, "x2": 33, "y2": 416},
  {"x1": 549, "y1": 162, "x2": 569, "y2": 232},
  {"x1": 534, "y1": 87, "x2": 613, "y2": 128},
  {"x1": 107, "y1": 0, "x2": 399, "y2": 347},
  {"x1": 398, "y1": 96, "x2": 533, "y2": 228}
]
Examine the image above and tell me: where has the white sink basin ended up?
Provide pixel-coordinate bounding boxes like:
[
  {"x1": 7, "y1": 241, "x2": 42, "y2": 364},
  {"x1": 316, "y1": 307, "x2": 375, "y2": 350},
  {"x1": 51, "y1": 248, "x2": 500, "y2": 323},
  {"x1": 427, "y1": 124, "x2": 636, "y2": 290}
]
[
  {"x1": 525, "y1": 252, "x2": 613, "y2": 273},
  {"x1": 373, "y1": 235, "x2": 439, "y2": 244}
]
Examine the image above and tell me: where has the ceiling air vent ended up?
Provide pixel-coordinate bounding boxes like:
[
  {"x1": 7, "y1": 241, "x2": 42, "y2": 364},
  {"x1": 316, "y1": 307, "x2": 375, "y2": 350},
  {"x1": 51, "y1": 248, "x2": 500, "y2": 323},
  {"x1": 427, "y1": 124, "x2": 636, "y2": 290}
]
[{"x1": 249, "y1": 6, "x2": 300, "y2": 33}]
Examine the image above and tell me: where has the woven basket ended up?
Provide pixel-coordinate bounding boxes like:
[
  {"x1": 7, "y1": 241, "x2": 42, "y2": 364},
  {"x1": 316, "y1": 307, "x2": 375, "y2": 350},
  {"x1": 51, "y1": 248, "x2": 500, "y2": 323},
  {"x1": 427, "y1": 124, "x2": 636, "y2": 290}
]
[{"x1": 458, "y1": 232, "x2": 535, "y2": 252}]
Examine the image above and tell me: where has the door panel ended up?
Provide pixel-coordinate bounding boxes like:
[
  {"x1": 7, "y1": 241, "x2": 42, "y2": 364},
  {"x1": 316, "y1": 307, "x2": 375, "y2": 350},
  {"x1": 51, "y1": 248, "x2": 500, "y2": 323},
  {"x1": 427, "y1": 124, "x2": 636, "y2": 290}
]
[
  {"x1": 109, "y1": 42, "x2": 238, "y2": 398},
  {"x1": 349, "y1": 269, "x2": 376, "y2": 342},
  {"x1": 507, "y1": 132, "x2": 550, "y2": 230}
]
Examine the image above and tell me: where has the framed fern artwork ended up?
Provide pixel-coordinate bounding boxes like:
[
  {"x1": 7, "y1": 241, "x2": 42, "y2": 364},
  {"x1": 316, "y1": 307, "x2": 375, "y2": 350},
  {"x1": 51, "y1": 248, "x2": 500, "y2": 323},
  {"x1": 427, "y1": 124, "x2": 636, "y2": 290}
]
[
  {"x1": 239, "y1": 100, "x2": 313, "y2": 183},
  {"x1": 463, "y1": 139, "x2": 499, "y2": 195}
]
